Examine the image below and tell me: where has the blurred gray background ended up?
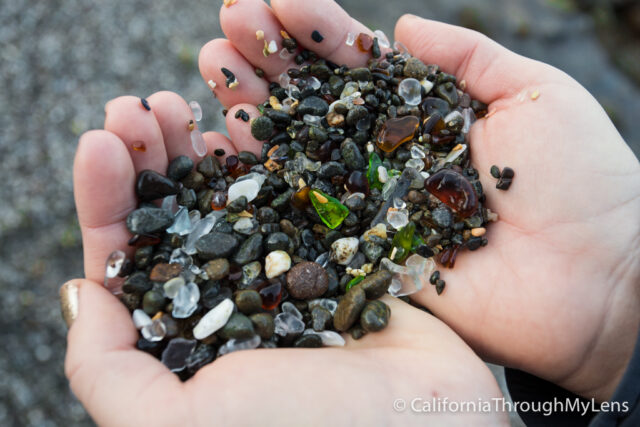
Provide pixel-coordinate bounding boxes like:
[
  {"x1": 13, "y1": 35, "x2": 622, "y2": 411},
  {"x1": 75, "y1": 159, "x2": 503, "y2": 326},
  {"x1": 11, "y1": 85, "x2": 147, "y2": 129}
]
[{"x1": 1, "y1": 0, "x2": 638, "y2": 425}]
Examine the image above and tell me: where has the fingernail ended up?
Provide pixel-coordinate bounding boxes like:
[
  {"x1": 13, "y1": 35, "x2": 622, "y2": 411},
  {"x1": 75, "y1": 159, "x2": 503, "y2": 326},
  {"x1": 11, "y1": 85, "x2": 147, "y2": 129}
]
[{"x1": 60, "y1": 281, "x2": 80, "y2": 328}]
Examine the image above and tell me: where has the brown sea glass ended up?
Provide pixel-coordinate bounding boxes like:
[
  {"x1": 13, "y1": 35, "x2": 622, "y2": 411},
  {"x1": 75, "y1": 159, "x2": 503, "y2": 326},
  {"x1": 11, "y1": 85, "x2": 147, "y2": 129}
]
[
  {"x1": 356, "y1": 33, "x2": 373, "y2": 53},
  {"x1": 376, "y1": 116, "x2": 420, "y2": 153},
  {"x1": 424, "y1": 169, "x2": 478, "y2": 218},
  {"x1": 437, "y1": 245, "x2": 459, "y2": 269},
  {"x1": 290, "y1": 186, "x2": 311, "y2": 209}
]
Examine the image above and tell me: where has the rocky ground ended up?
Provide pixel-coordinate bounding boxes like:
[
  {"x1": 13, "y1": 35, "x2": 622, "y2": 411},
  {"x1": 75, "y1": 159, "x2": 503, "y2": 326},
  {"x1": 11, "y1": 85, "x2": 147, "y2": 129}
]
[{"x1": 0, "y1": 0, "x2": 637, "y2": 425}]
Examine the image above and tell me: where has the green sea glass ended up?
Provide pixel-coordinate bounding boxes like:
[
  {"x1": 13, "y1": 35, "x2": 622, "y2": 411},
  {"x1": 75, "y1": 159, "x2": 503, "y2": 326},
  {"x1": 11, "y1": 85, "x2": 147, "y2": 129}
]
[
  {"x1": 389, "y1": 222, "x2": 416, "y2": 263},
  {"x1": 309, "y1": 189, "x2": 349, "y2": 229}
]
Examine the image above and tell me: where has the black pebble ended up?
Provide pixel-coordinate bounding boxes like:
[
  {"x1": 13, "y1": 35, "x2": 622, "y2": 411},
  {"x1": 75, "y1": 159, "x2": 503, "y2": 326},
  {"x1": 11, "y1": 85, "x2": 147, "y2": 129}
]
[
  {"x1": 214, "y1": 148, "x2": 225, "y2": 156},
  {"x1": 140, "y1": 98, "x2": 151, "y2": 111},
  {"x1": 311, "y1": 30, "x2": 324, "y2": 43}
]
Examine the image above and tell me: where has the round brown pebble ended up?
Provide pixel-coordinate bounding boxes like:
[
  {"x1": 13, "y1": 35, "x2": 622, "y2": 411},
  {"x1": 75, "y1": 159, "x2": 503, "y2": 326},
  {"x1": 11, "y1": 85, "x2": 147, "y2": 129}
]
[
  {"x1": 333, "y1": 286, "x2": 366, "y2": 332},
  {"x1": 235, "y1": 290, "x2": 262, "y2": 314},
  {"x1": 286, "y1": 261, "x2": 329, "y2": 299},
  {"x1": 358, "y1": 270, "x2": 393, "y2": 300},
  {"x1": 203, "y1": 258, "x2": 230, "y2": 281},
  {"x1": 149, "y1": 263, "x2": 182, "y2": 282}
]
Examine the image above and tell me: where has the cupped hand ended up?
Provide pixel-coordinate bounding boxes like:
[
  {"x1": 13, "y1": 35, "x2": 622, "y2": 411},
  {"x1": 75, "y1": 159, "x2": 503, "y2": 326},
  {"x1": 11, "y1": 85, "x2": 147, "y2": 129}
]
[
  {"x1": 391, "y1": 13, "x2": 640, "y2": 402},
  {"x1": 64, "y1": 1, "x2": 510, "y2": 425}
]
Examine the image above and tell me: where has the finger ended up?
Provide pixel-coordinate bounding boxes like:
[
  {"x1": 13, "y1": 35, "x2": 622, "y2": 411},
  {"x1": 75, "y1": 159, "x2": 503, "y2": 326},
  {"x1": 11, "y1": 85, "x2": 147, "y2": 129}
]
[
  {"x1": 225, "y1": 104, "x2": 264, "y2": 156},
  {"x1": 146, "y1": 91, "x2": 202, "y2": 162},
  {"x1": 271, "y1": 0, "x2": 375, "y2": 67},
  {"x1": 203, "y1": 131, "x2": 238, "y2": 160},
  {"x1": 395, "y1": 14, "x2": 551, "y2": 103},
  {"x1": 74, "y1": 130, "x2": 136, "y2": 282},
  {"x1": 220, "y1": 0, "x2": 297, "y2": 80},
  {"x1": 104, "y1": 95, "x2": 168, "y2": 173},
  {"x1": 64, "y1": 279, "x2": 187, "y2": 426},
  {"x1": 199, "y1": 39, "x2": 270, "y2": 108}
]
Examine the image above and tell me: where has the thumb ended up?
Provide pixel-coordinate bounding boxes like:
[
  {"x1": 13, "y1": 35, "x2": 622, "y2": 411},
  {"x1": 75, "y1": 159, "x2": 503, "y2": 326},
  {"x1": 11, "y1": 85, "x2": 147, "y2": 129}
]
[
  {"x1": 61, "y1": 279, "x2": 186, "y2": 425},
  {"x1": 395, "y1": 14, "x2": 550, "y2": 103}
]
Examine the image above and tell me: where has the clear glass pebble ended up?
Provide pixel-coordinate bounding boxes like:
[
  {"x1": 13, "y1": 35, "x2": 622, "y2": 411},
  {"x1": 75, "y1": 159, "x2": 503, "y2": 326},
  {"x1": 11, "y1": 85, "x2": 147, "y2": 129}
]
[
  {"x1": 303, "y1": 114, "x2": 323, "y2": 127},
  {"x1": 373, "y1": 30, "x2": 390, "y2": 48},
  {"x1": 274, "y1": 312, "x2": 305, "y2": 336},
  {"x1": 163, "y1": 276, "x2": 186, "y2": 299},
  {"x1": 227, "y1": 179, "x2": 261, "y2": 203},
  {"x1": 279, "y1": 48, "x2": 292, "y2": 60},
  {"x1": 161, "y1": 338, "x2": 197, "y2": 372},
  {"x1": 189, "y1": 101, "x2": 203, "y2": 121},
  {"x1": 398, "y1": 78, "x2": 422, "y2": 106},
  {"x1": 393, "y1": 40, "x2": 411, "y2": 58},
  {"x1": 381, "y1": 176, "x2": 398, "y2": 200},
  {"x1": 345, "y1": 32, "x2": 356, "y2": 46},
  {"x1": 281, "y1": 301, "x2": 303, "y2": 320},
  {"x1": 443, "y1": 144, "x2": 467, "y2": 164},
  {"x1": 462, "y1": 108, "x2": 476, "y2": 135},
  {"x1": 218, "y1": 335, "x2": 261, "y2": 357},
  {"x1": 410, "y1": 145, "x2": 426, "y2": 159},
  {"x1": 393, "y1": 197, "x2": 406, "y2": 209},
  {"x1": 141, "y1": 319, "x2": 167, "y2": 342},
  {"x1": 172, "y1": 282, "x2": 200, "y2": 318},
  {"x1": 420, "y1": 171, "x2": 430, "y2": 179},
  {"x1": 132, "y1": 309, "x2": 152, "y2": 329},
  {"x1": 279, "y1": 72, "x2": 291, "y2": 88},
  {"x1": 166, "y1": 206, "x2": 192, "y2": 235},
  {"x1": 308, "y1": 299, "x2": 338, "y2": 316},
  {"x1": 386, "y1": 208, "x2": 409, "y2": 229},
  {"x1": 286, "y1": 83, "x2": 300, "y2": 98},
  {"x1": 281, "y1": 96, "x2": 296, "y2": 113},
  {"x1": 183, "y1": 216, "x2": 216, "y2": 255},
  {"x1": 405, "y1": 158, "x2": 425, "y2": 172},
  {"x1": 190, "y1": 130, "x2": 207, "y2": 157},
  {"x1": 235, "y1": 172, "x2": 267, "y2": 187},
  {"x1": 161, "y1": 195, "x2": 179, "y2": 214},
  {"x1": 307, "y1": 76, "x2": 322, "y2": 90}
]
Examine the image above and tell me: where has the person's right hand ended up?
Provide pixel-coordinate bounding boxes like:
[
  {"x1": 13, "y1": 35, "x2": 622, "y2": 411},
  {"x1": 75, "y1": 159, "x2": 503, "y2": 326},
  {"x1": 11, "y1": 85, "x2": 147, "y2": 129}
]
[{"x1": 391, "y1": 13, "x2": 640, "y2": 403}]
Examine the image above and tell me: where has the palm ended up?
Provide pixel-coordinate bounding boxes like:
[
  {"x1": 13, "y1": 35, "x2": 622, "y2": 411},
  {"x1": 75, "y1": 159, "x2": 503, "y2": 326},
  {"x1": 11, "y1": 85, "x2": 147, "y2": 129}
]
[{"x1": 411, "y1": 69, "x2": 640, "y2": 397}]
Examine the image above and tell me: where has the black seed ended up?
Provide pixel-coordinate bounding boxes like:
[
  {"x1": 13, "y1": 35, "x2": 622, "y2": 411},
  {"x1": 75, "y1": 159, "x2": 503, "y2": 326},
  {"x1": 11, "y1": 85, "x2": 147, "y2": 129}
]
[
  {"x1": 311, "y1": 30, "x2": 324, "y2": 43},
  {"x1": 221, "y1": 67, "x2": 237, "y2": 87},
  {"x1": 214, "y1": 148, "x2": 225, "y2": 156},
  {"x1": 501, "y1": 167, "x2": 515, "y2": 179},
  {"x1": 372, "y1": 37, "x2": 381, "y2": 58},
  {"x1": 140, "y1": 98, "x2": 151, "y2": 111},
  {"x1": 235, "y1": 109, "x2": 249, "y2": 122},
  {"x1": 255, "y1": 68, "x2": 265, "y2": 78},
  {"x1": 490, "y1": 165, "x2": 501, "y2": 179},
  {"x1": 429, "y1": 270, "x2": 440, "y2": 285}
]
